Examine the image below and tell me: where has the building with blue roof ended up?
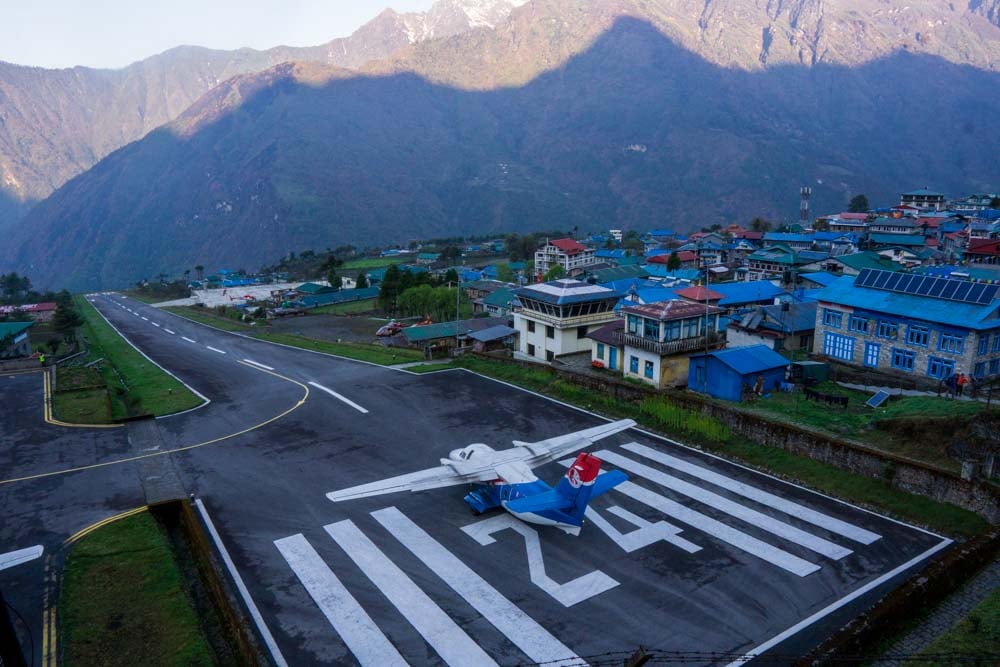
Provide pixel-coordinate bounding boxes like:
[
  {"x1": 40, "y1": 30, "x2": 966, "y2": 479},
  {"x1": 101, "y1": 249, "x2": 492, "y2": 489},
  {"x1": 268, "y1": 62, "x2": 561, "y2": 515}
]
[
  {"x1": 813, "y1": 269, "x2": 1000, "y2": 381},
  {"x1": 688, "y1": 345, "x2": 790, "y2": 401},
  {"x1": 705, "y1": 281, "x2": 787, "y2": 309},
  {"x1": 727, "y1": 302, "x2": 817, "y2": 353},
  {"x1": 799, "y1": 272, "x2": 840, "y2": 288},
  {"x1": 513, "y1": 279, "x2": 623, "y2": 362},
  {"x1": 762, "y1": 232, "x2": 815, "y2": 249},
  {"x1": 642, "y1": 266, "x2": 702, "y2": 281}
]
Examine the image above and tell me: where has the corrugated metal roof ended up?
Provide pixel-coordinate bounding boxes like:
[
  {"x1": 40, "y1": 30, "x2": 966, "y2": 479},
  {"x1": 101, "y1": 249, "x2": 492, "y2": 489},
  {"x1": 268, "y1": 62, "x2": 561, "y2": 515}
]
[
  {"x1": 703, "y1": 345, "x2": 790, "y2": 375},
  {"x1": 469, "y1": 325, "x2": 517, "y2": 342},
  {"x1": 708, "y1": 281, "x2": 786, "y2": 306},
  {"x1": 402, "y1": 317, "x2": 508, "y2": 342},
  {"x1": 799, "y1": 272, "x2": 839, "y2": 287},
  {"x1": 516, "y1": 279, "x2": 621, "y2": 305},
  {"x1": 0, "y1": 321, "x2": 33, "y2": 338}
]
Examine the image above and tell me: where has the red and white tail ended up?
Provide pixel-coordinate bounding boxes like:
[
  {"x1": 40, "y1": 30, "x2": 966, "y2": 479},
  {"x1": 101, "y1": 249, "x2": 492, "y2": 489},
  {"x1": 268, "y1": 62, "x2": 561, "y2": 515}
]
[{"x1": 555, "y1": 452, "x2": 603, "y2": 519}]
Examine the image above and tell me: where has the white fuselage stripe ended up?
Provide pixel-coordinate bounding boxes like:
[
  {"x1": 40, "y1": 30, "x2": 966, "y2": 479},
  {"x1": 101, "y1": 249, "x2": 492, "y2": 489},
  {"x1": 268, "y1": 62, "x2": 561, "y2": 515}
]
[
  {"x1": 274, "y1": 533, "x2": 405, "y2": 666},
  {"x1": 621, "y1": 442, "x2": 881, "y2": 545},
  {"x1": 371, "y1": 507, "x2": 581, "y2": 666},
  {"x1": 598, "y1": 451, "x2": 851, "y2": 561},
  {"x1": 242, "y1": 359, "x2": 275, "y2": 371},
  {"x1": 614, "y1": 479, "x2": 820, "y2": 577},
  {"x1": 326, "y1": 520, "x2": 498, "y2": 667},
  {"x1": 308, "y1": 381, "x2": 369, "y2": 414}
]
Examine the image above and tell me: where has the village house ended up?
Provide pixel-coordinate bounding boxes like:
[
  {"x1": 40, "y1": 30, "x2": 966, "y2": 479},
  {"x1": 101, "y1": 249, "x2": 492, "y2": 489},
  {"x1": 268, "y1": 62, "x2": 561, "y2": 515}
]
[
  {"x1": 534, "y1": 238, "x2": 598, "y2": 276},
  {"x1": 900, "y1": 188, "x2": 946, "y2": 211},
  {"x1": 587, "y1": 320, "x2": 625, "y2": 371},
  {"x1": 0, "y1": 321, "x2": 34, "y2": 359},
  {"x1": 727, "y1": 301, "x2": 817, "y2": 353},
  {"x1": 0, "y1": 302, "x2": 57, "y2": 322},
  {"x1": 687, "y1": 345, "x2": 792, "y2": 401}
]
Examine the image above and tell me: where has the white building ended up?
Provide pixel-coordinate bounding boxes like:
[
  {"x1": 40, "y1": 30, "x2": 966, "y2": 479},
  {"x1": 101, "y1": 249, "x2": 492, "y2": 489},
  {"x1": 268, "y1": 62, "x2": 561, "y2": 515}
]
[
  {"x1": 513, "y1": 279, "x2": 621, "y2": 362},
  {"x1": 534, "y1": 238, "x2": 598, "y2": 276}
]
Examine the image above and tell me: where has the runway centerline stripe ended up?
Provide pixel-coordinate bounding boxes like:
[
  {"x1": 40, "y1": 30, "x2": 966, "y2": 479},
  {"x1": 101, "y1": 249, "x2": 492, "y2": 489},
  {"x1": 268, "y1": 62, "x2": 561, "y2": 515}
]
[
  {"x1": 326, "y1": 520, "x2": 498, "y2": 667},
  {"x1": 621, "y1": 442, "x2": 881, "y2": 545},
  {"x1": 182, "y1": 336, "x2": 196, "y2": 343},
  {"x1": 308, "y1": 381, "x2": 369, "y2": 414},
  {"x1": 242, "y1": 359, "x2": 275, "y2": 371},
  {"x1": 164, "y1": 329, "x2": 175, "y2": 335},
  {"x1": 372, "y1": 507, "x2": 581, "y2": 666},
  {"x1": 597, "y1": 450, "x2": 852, "y2": 561},
  {"x1": 141, "y1": 316, "x2": 148, "y2": 321},
  {"x1": 274, "y1": 534, "x2": 406, "y2": 667},
  {"x1": 206, "y1": 346, "x2": 227, "y2": 354},
  {"x1": 152, "y1": 322, "x2": 160, "y2": 327}
]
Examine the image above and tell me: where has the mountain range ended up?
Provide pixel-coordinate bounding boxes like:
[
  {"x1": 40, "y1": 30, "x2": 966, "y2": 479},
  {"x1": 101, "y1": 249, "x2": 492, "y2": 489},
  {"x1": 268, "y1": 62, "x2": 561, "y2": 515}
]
[{"x1": 2, "y1": 0, "x2": 999, "y2": 289}]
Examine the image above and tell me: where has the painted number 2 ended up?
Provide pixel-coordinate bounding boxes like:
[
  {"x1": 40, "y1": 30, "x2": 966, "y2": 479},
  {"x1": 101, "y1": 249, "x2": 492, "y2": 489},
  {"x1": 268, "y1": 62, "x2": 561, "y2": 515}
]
[{"x1": 462, "y1": 515, "x2": 619, "y2": 607}]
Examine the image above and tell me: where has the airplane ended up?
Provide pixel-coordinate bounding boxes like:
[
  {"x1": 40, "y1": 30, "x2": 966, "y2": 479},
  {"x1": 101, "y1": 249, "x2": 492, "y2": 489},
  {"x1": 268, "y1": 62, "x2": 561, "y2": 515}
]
[{"x1": 327, "y1": 419, "x2": 635, "y2": 535}]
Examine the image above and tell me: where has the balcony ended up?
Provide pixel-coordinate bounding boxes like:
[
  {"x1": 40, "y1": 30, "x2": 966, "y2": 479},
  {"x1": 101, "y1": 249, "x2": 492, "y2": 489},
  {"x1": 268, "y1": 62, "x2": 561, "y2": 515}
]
[{"x1": 614, "y1": 330, "x2": 724, "y2": 356}]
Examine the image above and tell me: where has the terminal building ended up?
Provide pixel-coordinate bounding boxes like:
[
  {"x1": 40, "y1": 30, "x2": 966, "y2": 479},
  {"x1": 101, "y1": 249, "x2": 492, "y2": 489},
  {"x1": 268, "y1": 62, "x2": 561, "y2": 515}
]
[{"x1": 513, "y1": 279, "x2": 621, "y2": 362}]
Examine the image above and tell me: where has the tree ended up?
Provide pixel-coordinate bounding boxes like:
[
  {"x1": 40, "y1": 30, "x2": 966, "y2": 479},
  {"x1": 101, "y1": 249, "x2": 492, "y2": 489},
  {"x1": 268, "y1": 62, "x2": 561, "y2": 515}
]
[
  {"x1": 543, "y1": 264, "x2": 566, "y2": 281},
  {"x1": 355, "y1": 272, "x2": 369, "y2": 289},
  {"x1": 52, "y1": 291, "x2": 82, "y2": 342},
  {"x1": 991, "y1": 196, "x2": 1000, "y2": 209},
  {"x1": 495, "y1": 264, "x2": 515, "y2": 283},
  {"x1": 378, "y1": 264, "x2": 402, "y2": 312},
  {"x1": 443, "y1": 268, "x2": 459, "y2": 285},
  {"x1": 848, "y1": 194, "x2": 870, "y2": 213},
  {"x1": 666, "y1": 251, "x2": 681, "y2": 271},
  {"x1": 440, "y1": 245, "x2": 462, "y2": 265},
  {"x1": 327, "y1": 267, "x2": 342, "y2": 290},
  {"x1": 750, "y1": 217, "x2": 772, "y2": 232}
]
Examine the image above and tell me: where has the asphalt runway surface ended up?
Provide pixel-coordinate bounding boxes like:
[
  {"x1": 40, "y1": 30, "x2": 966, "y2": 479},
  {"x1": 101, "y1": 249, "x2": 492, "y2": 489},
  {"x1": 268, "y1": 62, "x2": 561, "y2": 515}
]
[{"x1": 0, "y1": 293, "x2": 950, "y2": 666}]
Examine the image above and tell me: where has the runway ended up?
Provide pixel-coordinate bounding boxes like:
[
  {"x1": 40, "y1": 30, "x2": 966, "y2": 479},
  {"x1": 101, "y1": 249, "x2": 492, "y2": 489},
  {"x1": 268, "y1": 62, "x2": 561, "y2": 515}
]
[{"x1": 0, "y1": 292, "x2": 950, "y2": 665}]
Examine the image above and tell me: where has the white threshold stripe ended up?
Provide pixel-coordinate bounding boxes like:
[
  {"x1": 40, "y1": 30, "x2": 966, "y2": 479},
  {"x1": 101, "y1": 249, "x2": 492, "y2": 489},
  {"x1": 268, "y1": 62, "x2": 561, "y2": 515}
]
[
  {"x1": 206, "y1": 346, "x2": 227, "y2": 354},
  {"x1": 622, "y1": 443, "x2": 881, "y2": 545},
  {"x1": 597, "y1": 451, "x2": 851, "y2": 561},
  {"x1": 326, "y1": 520, "x2": 498, "y2": 667},
  {"x1": 182, "y1": 337, "x2": 197, "y2": 343},
  {"x1": 613, "y1": 478, "x2": 818, "y2": 577},
  {"x1": 195, "y1": 499, "x2": 288, "y2": 667},
  {"x1": 0, "y1": 545, "x2": 44, "y2": 572},
  {"x1": 372, "y1": 507, "x2": 582, "y2": 666},
  {"x1": 725, "y1": 538, "x2": 952, "y2": 667},
  {"x1": 242, "y1": 359, "x2": 275, "y2": 371},
  {"x1": 308, "y1": 381, "x2": 369, "y2": 414},
  {"x1": 274, "y1": 533, "x2": 406, "y2": 667},
  {"x1": 164, "y1": 329, "x2": 175, "y2": 335}
]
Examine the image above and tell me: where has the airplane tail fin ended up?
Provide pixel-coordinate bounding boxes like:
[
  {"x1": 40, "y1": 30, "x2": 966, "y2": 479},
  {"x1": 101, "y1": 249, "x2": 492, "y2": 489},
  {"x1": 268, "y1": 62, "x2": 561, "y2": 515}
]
[{"x1": 555, "y1": 452, "x2": 614, "y2": 522}]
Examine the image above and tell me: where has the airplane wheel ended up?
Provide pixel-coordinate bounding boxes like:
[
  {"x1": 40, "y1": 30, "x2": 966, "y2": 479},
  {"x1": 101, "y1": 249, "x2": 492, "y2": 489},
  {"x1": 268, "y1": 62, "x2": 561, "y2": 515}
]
[{"x1": 470, "y1": 509, "x2": 481, "y2": 516}]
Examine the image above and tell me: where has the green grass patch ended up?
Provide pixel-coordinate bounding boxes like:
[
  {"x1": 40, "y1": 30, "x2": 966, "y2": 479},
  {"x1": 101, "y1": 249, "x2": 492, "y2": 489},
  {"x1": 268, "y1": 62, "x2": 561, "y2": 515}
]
[
  {"x1": 310, "y1": 298, "x2": 377, "y2": 314},
  {"x1": 163, "y1": 306, "x2": 258, "y2": 332},
  {"x1": 76, "y1": 297, "x2": 202, "y2": 418},
  {"x1": 341, "y1": 257, "x2": 405, "y2": 270},
  {"x1": 121, "y1": 292, "x2": 160, "y2": 304},
  {"x1": 60, "y1": 511, "x2": 215, "y2": 666},
  {"x1": 917, "y1": 587, "x2": 1000, "y2": 664},
  {"x1": 253, "y1": 332, "x2": 424, "y2": 365},
  {"x1": 406, "y1": 363, "x2": 455, "y2": 373},
  {"x1": 450, "y1": 356, "x2": 989, "y2": 537}
]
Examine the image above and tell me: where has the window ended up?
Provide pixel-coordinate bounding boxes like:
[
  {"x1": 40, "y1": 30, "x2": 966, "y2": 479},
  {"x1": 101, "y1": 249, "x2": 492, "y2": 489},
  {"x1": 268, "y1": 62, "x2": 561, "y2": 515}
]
[
  {"x1": 664, "y1": 320, "x2": 681, "y2": 341},
  {"x1": 891, "y1": 348, "x2": 916, "y2": 372},
  {"x1": 684, "y1": 318, "x2": 700, "y2": 338},
  {"x1": 546, "y1": 350, "x2": 554, "y2": 362},
  {"x1": 992, "y1": 335, "x2": 1000, "y2": 353},
  {"x1": 527, "y1": 343, "x2": 535, "y2": 357},
  {"x1": 546, "y1": 325, "x2": 554, "y2": 339},
  {"x1": 597, "y1": 343, "x2": 605, "y2": 360},
  {"x1": 577, "y1": 325, "x2": 588, "y2": 340},
  {"x1": 907, "y1": 325, "x2": 930, "y2": 347},
  {"x1": 527, "y1": 320, "x2": 535, "y2": 333},
  {"x1": 876, "y1": 321, "x2": 898, "y2": 339},
  {"x1": 938, "y1": 333, "x2": 965, "y2": 354},
  {"x1": 978, "y1": 334, "x2": 990, "y2": 355},
  {"x1": 927, "y1": 356, "x2": 954, "y2": 380},
  {"x1": 991, "y1": 359, "x2": 1000, "y2": 375},
  {"x1": 822, "y1": 309, "x2": 843, "y2": 328},
  {"x1": 974, "y1": 362, "x2": 986, "y2": 379},
  {"x1": 823, "y1": 333, "x2": 855, "y2": 361},
  {"x1": 630, "y1": 356, "x2": 639, "y2": 373},
  {"x1": 848, "y1": 315, "x2": 869, "y2": 334},
  {"x1": 799, "y1": 334, "x2": 812, "y2": 349},
  {"x1": 643, "y1": 319, "x2": 659, "y2": 339},
  {"x1": 864, "y1": 342, "x2": 880, "y2": 368},
  {"x1": 644, "y1": 360, "x2": 654, "y2": 379},
  {"x1": 627, "y1": 315, "x2": 640, "y2": 334}
]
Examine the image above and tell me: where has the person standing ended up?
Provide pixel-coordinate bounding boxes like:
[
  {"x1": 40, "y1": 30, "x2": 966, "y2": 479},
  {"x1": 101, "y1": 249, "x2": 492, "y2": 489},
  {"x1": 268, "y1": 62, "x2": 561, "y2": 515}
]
[{"x1": 956, "y1": 373, "x2": 968, "y2": 397}]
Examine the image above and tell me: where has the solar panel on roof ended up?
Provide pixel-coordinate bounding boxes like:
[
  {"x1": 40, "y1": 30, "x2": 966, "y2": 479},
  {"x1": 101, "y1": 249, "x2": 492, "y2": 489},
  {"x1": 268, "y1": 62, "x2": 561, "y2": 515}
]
[
  {"x1": 981, "y1": 285, "x2": 1000, "y2": 304},
  {"x1": 865, "y1": 390, "x2": 890, "y2": 409},
  {"x1": 914, "y1": 277, "x2": 932, "y2": 295},
  {"x1": 928, "y1": 280, "x2": 947, "y2": 297},
  {"x1": 899, "y1": 275, "x2": 919, "y2": 293},
  {"x1": 967, "y1": 284, "x2": 986, "y2": 304},
  {"x1": 953, "y1": 282, "x2": 973, "y2": 301},
  {"x1": 940, "y1": 281, "x2": 960, "y2": 299},
  {"x1": 886, "y1": 273, "x2": 905, "y2": 291},
  {"x1": 855, "y1": 268, "x2": 1000, "y2": 305},
  {"x1": 856, "y1": 269, "x2": 875, "y2": 288},
  {"x1": 873, "y1": 271, "x2": 892, "y2": 289}
]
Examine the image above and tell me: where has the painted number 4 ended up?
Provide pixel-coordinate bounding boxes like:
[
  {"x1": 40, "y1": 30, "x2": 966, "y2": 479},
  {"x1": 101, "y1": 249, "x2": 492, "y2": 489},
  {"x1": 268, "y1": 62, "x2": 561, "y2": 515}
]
[{"x1": 462, "y1": 515, "x2": 619, "y2": 607}]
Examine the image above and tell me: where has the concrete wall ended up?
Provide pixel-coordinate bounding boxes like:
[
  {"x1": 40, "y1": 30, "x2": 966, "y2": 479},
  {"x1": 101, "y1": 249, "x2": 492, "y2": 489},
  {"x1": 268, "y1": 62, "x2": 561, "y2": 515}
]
[{"x1": 727, "y1": 328, "x2": 777, "y2": 350}]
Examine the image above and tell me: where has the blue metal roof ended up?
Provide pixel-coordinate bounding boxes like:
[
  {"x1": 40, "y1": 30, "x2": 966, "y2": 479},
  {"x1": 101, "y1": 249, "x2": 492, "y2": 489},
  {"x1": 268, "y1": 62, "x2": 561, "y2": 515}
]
[
  {"x1": 707, "y1": 281, "x2": 787, "y2": 306},
  {"x1": 902, "y1": 188, "x2": 943, "y2": 196},
  {"x1": 815, "y1": 276, "x2": 1000, "y2": 330},
  {"x1": 799, "y1": 272, "x2": 839, "y2": 287},
  {"x1": 648, "y1": 229, "x2": 675, "y2": 237},
  {"x1": 813, "y1": 232, "x2": 859, "y2": 243},
  {"x1": 643, "y1": 266, "x2": 702, "y2": 281},
  {"x1": 644, "y1": 248, "x2": 672, "y2": 257},
  {"x1": 595, "y1": 249, "x2": 628, "y2": 258},
  {"x1": 704, "y1": 345, "x2": 790, "y2": 375},
  {"x1": 763, "y1": 232, "x2": 813, "y2": 243}
]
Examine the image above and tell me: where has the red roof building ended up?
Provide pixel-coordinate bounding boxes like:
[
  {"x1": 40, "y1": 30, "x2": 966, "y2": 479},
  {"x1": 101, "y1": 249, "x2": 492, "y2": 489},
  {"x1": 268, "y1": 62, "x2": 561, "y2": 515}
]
[
  {"x1": 673, "y1": 286, "x2": 725, "y2": 303},
  {"x1": 0, "y1": 302, "x2": 57, "y2": 321},
  {"x1": 549, "y1": 238, "x2": 586, "y2": 255}
]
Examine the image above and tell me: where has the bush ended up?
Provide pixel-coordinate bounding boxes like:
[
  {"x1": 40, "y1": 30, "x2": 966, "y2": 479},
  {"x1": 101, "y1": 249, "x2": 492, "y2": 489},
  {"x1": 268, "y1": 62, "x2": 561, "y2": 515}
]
[{"x1": 639, "y1": 399, "x2": 732, "y2": 443}]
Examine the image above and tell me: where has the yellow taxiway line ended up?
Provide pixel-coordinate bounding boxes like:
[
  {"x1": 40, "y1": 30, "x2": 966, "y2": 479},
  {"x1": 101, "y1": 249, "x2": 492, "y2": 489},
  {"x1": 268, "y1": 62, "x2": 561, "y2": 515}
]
[
  {"x1": 42, "y1": 369, "x2": 122, "y2": 429},
  {"x1": 2, "y1": 362, "x2": 309, "y2": 487}
]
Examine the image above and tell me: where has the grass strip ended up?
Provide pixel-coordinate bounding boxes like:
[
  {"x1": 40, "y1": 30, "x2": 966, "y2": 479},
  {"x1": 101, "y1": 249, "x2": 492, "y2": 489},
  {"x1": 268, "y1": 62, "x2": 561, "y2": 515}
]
[
  {"x1": 405, "y1": 363, "x2": 456, "y2": 373},
  {"x1": 340, "y1": 257, "x2": 405, "y2": 270},
  {"x1": 75, "y1": 296, "x2": 201, "y2": 418},
  {"x1": 253, "y1": 332, "x2": 423, "y2": 364},
  {"x1": 163, "y1": 306, "x2": 259, "y2": 332},
  {"x1": 59, "y1": 511, "x2": 215, "y2": 666},
  {"x1": 452, "y1": 356, "x2": 989, "y2": 537},
  {"x1": 915, "y1": 587, "x2": 999, "y2": 664},
  {"x1": 309, "y1": 298, "x2": 377, "y2": 314}
]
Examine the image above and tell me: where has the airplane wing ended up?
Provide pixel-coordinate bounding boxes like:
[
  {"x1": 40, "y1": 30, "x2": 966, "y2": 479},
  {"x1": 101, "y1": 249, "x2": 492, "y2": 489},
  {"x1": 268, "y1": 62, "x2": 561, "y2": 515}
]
[
  {"x1": 511, "y1": 418, "x2": 636, "y2": 468},
  {"x1": 326, "y1": 465, "x2": 494, "y2": 502}
]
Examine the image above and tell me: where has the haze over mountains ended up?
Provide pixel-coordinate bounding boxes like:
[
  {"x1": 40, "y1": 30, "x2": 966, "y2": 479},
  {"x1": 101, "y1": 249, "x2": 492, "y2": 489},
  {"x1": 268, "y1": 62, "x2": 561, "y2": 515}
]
[{"x1": 2, "y1": 0, "x2": 999, "y2": 289}]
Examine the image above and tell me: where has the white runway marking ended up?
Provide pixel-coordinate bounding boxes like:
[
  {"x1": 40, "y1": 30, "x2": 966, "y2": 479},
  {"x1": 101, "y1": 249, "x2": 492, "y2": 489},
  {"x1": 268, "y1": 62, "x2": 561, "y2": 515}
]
[
  {"x1": 141, "y1": 316, "x2": 148, "y2": 321},
  {"x1": 164, "y1": 329, "x2": 175, "y2": 335},
  {"x1": 621, "y1": 442, "x2": 881, "y2": 545},
  {"x1": 152, "y1": 322, "x2": 160, "y2": 327},
  {"x1": 275, "y1": 534, "x2": 405, "y2": 666},
  {"x1": 243, "y1": 359, "x2": 275, "y2": 371},
  {"x1": 598, "y1": 451, "x2": 852, "y2": 560},
  {"x1": 182, "y1": 337, "x2": 197, "y2": 343},
  {"x1": 0, "y1": 545, "x2": 43, "y2": 572},
  {"x1": 326, "y1": 520, "x2": 498, "y2": 666},
  {"x1": 584, "y1": 505, "x2": 700, "y2": 554},
  {"x1": 206, "y1": 346, "x2": 227, "y2": 354},
  {"x1": 308, "y1": 381, "x2": 369, "y2": 414},
  {"x1": 372, "y1": 507, "x2": 581, "y2": 666},
  {"x1": 611, "y1": 478, "x2": 820, "y2": 577}
]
